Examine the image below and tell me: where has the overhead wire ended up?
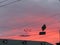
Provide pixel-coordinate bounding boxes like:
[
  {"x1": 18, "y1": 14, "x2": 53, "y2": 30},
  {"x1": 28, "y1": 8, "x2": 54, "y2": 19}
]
[
  {"x1": 0, "y1": 0, "x2": 21, "y2": 7},
  {"x1": 0, "y1": 0, "x2": 59, "y2": 44},
  {"x1": 0, "y1": 0, "x2": 59, "y2": 27},
  {"x1": 0, "y1": 0, "x2": 8, "y2": 3}
]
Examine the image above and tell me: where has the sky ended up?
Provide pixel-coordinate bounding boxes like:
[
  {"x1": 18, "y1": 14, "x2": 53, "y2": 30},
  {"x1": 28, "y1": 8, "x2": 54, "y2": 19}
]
[{"x1": 0, "y1": 0, "x2": 60, "y2": 45}]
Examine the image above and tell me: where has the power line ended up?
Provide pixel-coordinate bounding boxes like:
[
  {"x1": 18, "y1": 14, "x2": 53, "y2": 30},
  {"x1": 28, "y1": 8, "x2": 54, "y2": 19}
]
[
  {"x1": 0, "y1": 0, "x2": 21, "y2": 7},
  {"x1": 0, "y1": 0, "x2": 8, "y2": 3}
]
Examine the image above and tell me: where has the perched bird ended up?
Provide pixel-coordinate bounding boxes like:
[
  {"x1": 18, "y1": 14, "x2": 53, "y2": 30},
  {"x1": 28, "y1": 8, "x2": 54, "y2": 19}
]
[{"x1": 41, "y1": 24, "x2": 46, "y2": 31}]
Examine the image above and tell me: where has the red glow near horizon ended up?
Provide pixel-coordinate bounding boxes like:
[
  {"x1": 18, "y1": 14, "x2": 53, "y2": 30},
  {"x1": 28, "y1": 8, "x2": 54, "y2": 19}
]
[
  {"x1": 0, "y1": 16, "x2": 60, "y2": 45},
  {"x1": 0, "y1": 1, "x2": 60, "y2": 44}
]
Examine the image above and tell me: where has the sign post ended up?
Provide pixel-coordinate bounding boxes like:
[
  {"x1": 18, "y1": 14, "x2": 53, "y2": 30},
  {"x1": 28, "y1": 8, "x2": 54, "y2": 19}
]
[{"x1": 39, "y1": 24, "x2": 46, "y2": 35}]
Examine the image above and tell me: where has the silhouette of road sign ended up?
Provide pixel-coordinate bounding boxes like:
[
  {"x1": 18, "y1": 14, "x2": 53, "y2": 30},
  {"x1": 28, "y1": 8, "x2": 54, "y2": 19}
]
[
  {"x1": 41, "y1": 24, "x2": 46, "y2": 31},
  {"x1": 39, "y1": 24, "x2": 46, "y2": 35},
  {"x1": 39, "y1": 32, "x2": 46, "y2": 35},
  {"x1": 3, "y1": 40, "x2": 8, "y2": 44}
]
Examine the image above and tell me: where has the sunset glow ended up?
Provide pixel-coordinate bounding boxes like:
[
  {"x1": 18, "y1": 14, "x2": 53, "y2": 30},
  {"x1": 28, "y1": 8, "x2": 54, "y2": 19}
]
[{"x1": 0, "y1": 0, "x2": 60, "y2": 45}]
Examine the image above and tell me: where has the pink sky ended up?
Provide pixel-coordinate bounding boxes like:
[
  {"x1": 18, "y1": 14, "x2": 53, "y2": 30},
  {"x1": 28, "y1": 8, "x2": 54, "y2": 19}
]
[
  {"x1": 0, "y1": 16, "x2": 60, "y2": 45},
  {"x1": 0, "y1": 0, "x2": 60, "y2": 45}
]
